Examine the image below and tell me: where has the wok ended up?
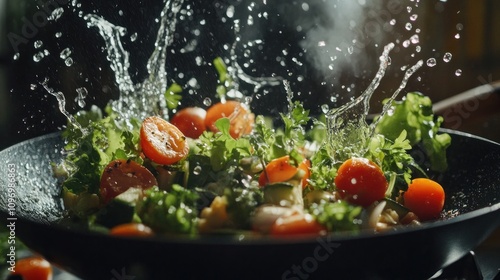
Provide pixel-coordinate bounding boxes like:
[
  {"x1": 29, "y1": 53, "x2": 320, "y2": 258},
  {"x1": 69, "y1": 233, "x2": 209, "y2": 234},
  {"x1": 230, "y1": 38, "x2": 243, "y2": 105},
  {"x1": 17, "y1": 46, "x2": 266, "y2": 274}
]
[{"x1": 1, "y1": 86, "x2": 500, "y2": 280}]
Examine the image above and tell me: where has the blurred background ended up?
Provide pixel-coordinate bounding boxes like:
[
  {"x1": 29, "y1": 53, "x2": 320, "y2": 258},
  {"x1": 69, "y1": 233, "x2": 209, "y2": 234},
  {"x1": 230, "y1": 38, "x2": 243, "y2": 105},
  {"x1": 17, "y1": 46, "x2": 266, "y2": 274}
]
[{"x1": 0, "y1": 0, "x2": 499, "y2": 149}]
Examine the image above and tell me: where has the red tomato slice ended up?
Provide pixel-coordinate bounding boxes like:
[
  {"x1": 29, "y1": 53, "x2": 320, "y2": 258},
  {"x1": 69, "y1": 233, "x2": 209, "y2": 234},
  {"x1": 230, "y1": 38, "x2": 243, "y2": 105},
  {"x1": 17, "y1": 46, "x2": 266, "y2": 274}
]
[
  {"x1": 334, "y1": 157, "x2": 388, "y2": 207},
  {"x1": 10, "y1": 256, "x2": 52, "y2": 280},
  {"x1": 404, "y1": 178, "x2": 445, "y2": 221},
  {"x1": 140, "y1": 116, "x2": 189, "y2": 165},
  {"x1": 100, "y1": 159, "x2": 157, "y2": 204},
  {"x1": 170, "y1": 107, "x2": 207, "y2": 139},
  {"x1": 270, "y1": 213, "x2": 326, "y2": 236},
  {"x1": 205, "y1": 101, "x2": 254, "y2": 139}
]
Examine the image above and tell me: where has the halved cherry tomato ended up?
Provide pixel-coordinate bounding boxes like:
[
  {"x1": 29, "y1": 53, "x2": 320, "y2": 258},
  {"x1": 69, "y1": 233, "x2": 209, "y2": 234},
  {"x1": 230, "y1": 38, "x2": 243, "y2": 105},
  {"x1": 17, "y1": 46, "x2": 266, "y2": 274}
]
[
  {"x1": 140, "y1": 116, "x2": 189, "y2": 165},
  {"x1": 170, "y1": 107, "x2": 207, "y2": 139},
  {"x1": 10, "y1": 256, "x2": 52, "y2": 280},
  {"x1": 258, "y1": 156, "x2": 310, "y2": 189},
  {"x1": 100, "y1": 159, "x2": 157, "y2": 204},
  {"x1": 270, "y1": 213, "x2": 326, "y2": 236},
  {"x1": 334, "y1": 157, "x2": 388, "y2": 207},
  {"x1": 110, "y1": 223, "x2": 154, "y2": 237},
  {"x1": 205, "y1": 101, "x2": 254, "y2": 139},
  {"x1": 404, "y1": 178, "x2": 445, "y2": 221}
]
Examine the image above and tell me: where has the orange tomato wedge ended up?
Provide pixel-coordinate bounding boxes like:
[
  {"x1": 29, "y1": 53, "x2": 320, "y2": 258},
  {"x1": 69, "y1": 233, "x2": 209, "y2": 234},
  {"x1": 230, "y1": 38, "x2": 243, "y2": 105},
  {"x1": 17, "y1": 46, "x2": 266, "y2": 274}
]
[
  {"x1": 259, "y1": 155, "x2": 310, "y2": 189},
  {"x1": 205, "y1": 101, "x2": 254, "y2": 139},
  {"x1": 140, "y1": 116, "x2": 189, "y2": 165}
]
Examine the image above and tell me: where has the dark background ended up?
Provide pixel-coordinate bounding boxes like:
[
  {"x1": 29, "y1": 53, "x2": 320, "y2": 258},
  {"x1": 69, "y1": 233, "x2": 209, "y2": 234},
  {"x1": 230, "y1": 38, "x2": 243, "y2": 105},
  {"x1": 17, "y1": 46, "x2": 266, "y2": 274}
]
[{"x1": 1, "y1": 0, "x2": 500, "y2": 149}]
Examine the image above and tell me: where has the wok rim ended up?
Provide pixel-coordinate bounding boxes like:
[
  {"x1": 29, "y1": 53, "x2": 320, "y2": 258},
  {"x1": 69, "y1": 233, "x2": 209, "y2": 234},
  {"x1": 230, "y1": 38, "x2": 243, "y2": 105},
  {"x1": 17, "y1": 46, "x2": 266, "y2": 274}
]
[{"x1": 0, "y1": 129, "x2": 499, "y2": 246}]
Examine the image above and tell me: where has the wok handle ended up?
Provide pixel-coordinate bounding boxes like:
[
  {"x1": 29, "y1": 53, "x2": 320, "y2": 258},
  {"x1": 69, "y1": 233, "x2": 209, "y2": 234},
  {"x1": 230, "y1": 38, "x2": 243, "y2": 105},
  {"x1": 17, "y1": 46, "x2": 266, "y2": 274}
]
[{"x1": 433, "y1": 81, "x2": 500, "y2": 131}]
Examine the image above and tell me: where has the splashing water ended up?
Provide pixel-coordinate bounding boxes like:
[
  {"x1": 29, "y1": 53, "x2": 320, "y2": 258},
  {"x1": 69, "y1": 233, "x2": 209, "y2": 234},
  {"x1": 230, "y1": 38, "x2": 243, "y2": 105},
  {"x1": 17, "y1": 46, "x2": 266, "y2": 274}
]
[{"x1": 326, "y1": 42, "x2": 423, "y2": 163}]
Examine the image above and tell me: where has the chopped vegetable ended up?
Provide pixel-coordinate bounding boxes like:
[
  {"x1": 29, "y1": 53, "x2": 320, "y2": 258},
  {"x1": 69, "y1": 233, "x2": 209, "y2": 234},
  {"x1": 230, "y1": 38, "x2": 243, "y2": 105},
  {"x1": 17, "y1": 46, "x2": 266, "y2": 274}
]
[
  {"x1": 270, "y1": 213, "x2": 326, "y2": 236},
  {"x1": 334, "y1": 157, "x2": 388, "y2": 207},
  {"x1": 137, "y1": 185, "x2": 199, "y2": 235},
  {"x1": 99, "y1": 159, "x2": 157, "y2": 204},
  {"x1": 10, "y1": 256, "x2": 52, "y2": 280},
  {"x1": 205, "y1": 101, "x2": 254, "y2": 139},
  {"x1": 403, "y1": 178, "x2": 445, "y2": 221},
  {"x1": 110, "y1": 223, "x2": 154, "y2": 237},
  {"x1": 375, "y1": 92, "x2": 451, "y2": 172},
  {"x1": 170, "y1": 107, "x2": 207, "y2": 139},
  {"x1": 140, "y1": 116, "x2": 189, "y2": 165}
]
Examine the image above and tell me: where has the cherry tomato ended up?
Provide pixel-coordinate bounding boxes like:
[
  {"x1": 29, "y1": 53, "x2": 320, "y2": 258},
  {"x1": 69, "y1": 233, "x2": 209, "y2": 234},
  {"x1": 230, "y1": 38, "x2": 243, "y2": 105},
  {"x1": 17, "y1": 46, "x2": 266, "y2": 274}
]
[
  {"x1": 404, "y1": 178, "x2": 445, "y2": 221},
  {"x1": 270, "y1": 213, "x2": 326, "y2": 236},
  {"x1": 100, "y1": 159, "x2": 157, "y2": 204},
  {"x1": 205, "y1": 101, "x2": 254, "y2": 139},
  {"x1": 140, "y1": 116, "x2": 189, "y2": 165},
  {"x1": 170, "y1": 107, "x2": 207, "y2": 139},
  {"x1": 110, "y1": 223, "x2": 154, "y2": 237},
  {"x1": 334, "y1": 157, "x2": 388, "y2": 207},
  {"x1": 258, "y1": 156, "x2": 310, "y2": 189},
  {"x1": 10, "y1": 256, "x2": 52, "y2": 280}
]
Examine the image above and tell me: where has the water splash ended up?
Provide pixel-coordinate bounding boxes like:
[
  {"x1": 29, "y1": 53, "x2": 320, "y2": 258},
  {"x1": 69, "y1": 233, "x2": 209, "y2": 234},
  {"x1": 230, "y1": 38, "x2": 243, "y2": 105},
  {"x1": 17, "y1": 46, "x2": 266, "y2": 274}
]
[
  {"x1": 326, "y1": 43, "x2": 395, "y2": 162},
  {"x1": 326, "y1": 42, "x2": 423, "y2": 163}
]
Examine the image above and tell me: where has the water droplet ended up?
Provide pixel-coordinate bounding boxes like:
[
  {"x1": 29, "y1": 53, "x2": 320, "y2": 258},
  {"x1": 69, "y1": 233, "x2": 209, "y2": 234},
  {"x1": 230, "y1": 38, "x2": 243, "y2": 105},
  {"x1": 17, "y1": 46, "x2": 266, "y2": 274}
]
[
  {"x1": 415, "y1": 45, "x2": 421, "y2": 52},
  {"x1": 30, "y1": 84, "x2": 37, "y2": 90},
  {"x1": 389, "y1": 19, "x2": 396, "y2": 25},
  {"x1": 130, "y1": 32, "x2": 138, "y2": 42},
  {"x1": 34, "y1": 40, "x2": 43, "y2": 49},
  {"x1": 75, "y1": 87, "x2": 88, "y2": 108},
  {"x1": 203, "y1": 98, "x2": 212, "y2": 106},
  {"x1": 405, "y1": 22, "x2": 412, "y2": 31},
  {"x1": 426, "y1": 58, "x2": 437, "y2": 67},
  {"x1": 321, "y1": 104, "x2": 329, "y2": 114},
  {"x1": 13, "y1": 53, "x2": 20, "y2": 60},
  {"x1": 60, "y1": 48, "x2": 72, "y2": 59},
  {"x1": 455, "y1": 33, "x2": 460, "y2": 39},
  {"x1": 402, "y1": 40, "x2": 411, "y2": 48},
  {"x1": 65, "y1": 57, "x2": 74, "y2": 66},
  {"x1": 456, "y1": 23, "x2": 464, "y2": 31},
  {"x1": 410, "y1": 34, "x2": 419, "y2": 44},
  {"x1": 33, "y1": 52, "x2": 45, "y2": 62},
  {"x1": 226, "y1": 5, "x2": 235, "y2": 18},
  {"x1": 347, "y1": 46, "x2": 354, "y2": 54},
  {"x1": 410, "y1": 14, "x2": 418, "y2": 21},
  {"x1": 247, "y1": 15, "x2": 254, "y2": 26},
  {"x1": 455, "y1": 69, "x2": 462, "y2": 76},
  {"x1": 443, "y1": 52, "x2": 452, "y2": 62},
  {"x1": 55, "y1": 32, "x2": 63, "y2": 38},
  {"x1": 193, "y1": 165, "x2": 202, "y2": 175},
  {"x1": 48, "y1": 7, "x2": 64, "y2": 21}
]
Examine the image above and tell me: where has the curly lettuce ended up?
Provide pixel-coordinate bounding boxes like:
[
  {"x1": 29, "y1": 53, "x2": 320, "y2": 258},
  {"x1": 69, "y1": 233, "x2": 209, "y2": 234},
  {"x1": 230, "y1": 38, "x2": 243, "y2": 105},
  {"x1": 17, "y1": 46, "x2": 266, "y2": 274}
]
[{"x1": 375, "y1": 92, "x2": 451, "y2": 172}]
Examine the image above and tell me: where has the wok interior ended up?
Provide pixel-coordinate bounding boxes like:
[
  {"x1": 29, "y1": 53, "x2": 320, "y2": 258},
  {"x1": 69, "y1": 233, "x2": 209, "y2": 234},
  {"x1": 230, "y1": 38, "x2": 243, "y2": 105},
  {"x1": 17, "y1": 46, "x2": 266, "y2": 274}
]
[{"x1": 1, "y1": 129, "x2": 499, "y2": 232}]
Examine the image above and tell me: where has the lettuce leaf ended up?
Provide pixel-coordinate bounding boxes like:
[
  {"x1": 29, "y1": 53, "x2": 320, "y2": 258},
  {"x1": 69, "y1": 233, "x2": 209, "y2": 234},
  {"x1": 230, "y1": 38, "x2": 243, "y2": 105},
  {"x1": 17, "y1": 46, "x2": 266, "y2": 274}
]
[{"x1": 375, "y1": 92, "x2": 451, "y2": 172}]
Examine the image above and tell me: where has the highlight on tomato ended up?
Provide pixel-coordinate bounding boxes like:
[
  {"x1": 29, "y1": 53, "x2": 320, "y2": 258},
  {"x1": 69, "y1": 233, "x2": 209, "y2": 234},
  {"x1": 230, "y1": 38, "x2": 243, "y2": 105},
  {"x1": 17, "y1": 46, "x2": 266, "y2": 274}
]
[
  {"x1": 99, "y1": 159, "x2": 158, "y2": 204},
  {"x1": 334, "y1": 157, "x2": 388, "y2": 207},
  {"x1": 170, "y1": 107, "x2": 207, "y2": 139},
  {"x1": 258, "y1": 155, "x2": 311, "y2": 189},
  {"x1": 140, "y1": 116, "x2": 189, "y2": 165},
  {"x1": 205, "y1": 100, "x2": 254, "y2": 139},
  {"x1": 404, "y1": 178, "x2": 445, "y2": 221},
  {"x1": 10, "y1": 256, "x2": 53, "y2": 280}
]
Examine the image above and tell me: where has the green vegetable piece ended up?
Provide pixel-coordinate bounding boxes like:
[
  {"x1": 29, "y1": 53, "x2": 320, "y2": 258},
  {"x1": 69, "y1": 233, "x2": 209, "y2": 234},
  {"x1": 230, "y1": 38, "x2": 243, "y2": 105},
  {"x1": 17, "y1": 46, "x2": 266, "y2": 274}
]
[
  {"x1": 137, "y1": 185, "x2": 199, "y2": 235},
  {"x1": 375, "y1": 92, "x2": 451, "y2": 172}
]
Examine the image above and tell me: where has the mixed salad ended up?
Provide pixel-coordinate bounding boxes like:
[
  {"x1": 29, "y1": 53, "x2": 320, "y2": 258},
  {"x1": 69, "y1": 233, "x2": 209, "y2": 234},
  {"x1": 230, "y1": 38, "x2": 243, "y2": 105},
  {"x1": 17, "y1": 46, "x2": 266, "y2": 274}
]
[{"x1": 53, "y1": 64, "x2": 451, "y2": 238}]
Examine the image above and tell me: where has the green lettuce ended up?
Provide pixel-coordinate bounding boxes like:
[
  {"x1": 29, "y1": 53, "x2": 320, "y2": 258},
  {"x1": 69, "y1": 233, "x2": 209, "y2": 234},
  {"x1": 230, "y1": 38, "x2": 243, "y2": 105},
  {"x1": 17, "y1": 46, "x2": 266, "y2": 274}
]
[{"x1": 375, "y1": 92, "x2": 451, "y2": 172}]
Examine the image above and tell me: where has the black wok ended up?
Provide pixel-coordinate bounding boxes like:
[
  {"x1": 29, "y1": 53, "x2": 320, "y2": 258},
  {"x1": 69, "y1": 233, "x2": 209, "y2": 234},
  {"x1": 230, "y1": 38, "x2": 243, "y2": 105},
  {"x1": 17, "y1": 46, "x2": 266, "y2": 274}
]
[{"x1": 1, "y1": 126, "x2": 500, "y2": 280}]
